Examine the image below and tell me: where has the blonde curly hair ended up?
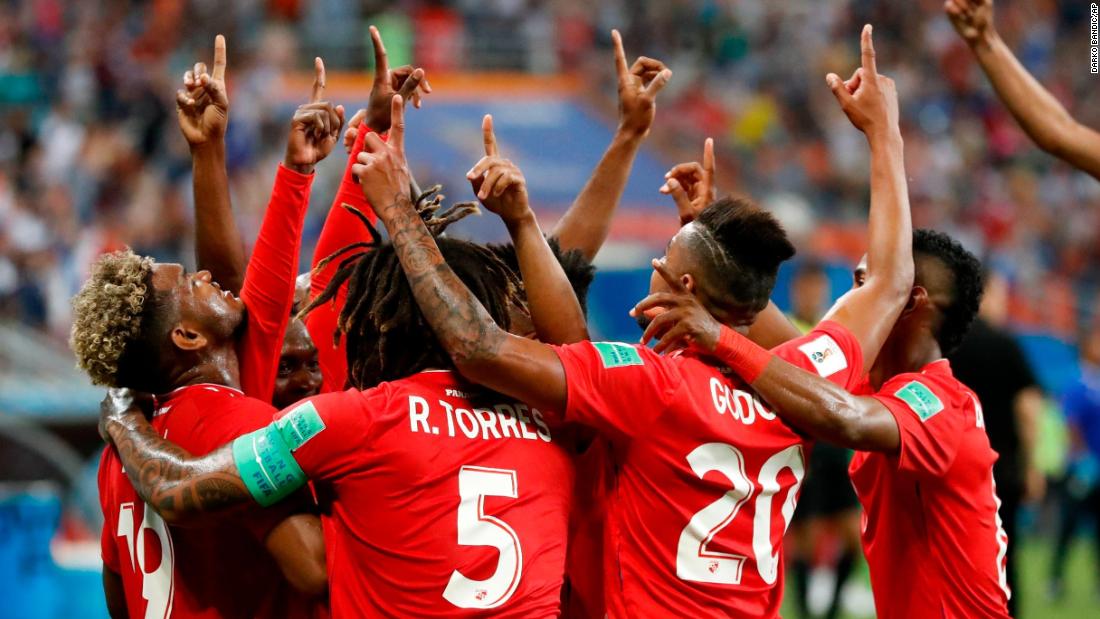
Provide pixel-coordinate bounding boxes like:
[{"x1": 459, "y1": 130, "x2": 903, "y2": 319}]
[{"x1": 70, "y1": 249, "x2": 155, "y2": 387}]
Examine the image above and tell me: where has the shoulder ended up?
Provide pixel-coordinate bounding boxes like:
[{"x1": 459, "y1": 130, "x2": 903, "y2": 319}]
[
  {"x1": 775, "y1": 320, "x2": 862, "y2": 381},
  {"x1": 878, "y1": 367, "x2": 973, "y2": 423}
]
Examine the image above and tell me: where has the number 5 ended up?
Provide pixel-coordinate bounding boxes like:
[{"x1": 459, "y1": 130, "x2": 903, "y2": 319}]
[{"x1": 443, "y1": 466, "x2": 523, "y2": 609}]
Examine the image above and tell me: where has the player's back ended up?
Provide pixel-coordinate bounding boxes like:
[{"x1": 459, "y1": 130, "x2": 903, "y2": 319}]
[
  {"x1": 98, "y1": 384, "x2": 294, "y2": 619},
  {"x1": 552, "y1": 322, "x2": 864, "y2": 618},
  {"x1": 287, "y1": 370, "x2": 573, "y2": 618},
  {"x1": 850, "y1": 361, "x2": 1011, "y2": 618}
]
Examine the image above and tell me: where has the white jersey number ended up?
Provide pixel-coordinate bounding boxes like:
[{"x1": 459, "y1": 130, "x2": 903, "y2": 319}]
[
  {"x1": 117, "y1": 502, "x2": 175, "y2": 619},
  {"x1": 677, "y1": 443, "x2": 805, "y2": 585},
  {"x1": 443, "y1": 466, "x2": 523, "y2": 609}
]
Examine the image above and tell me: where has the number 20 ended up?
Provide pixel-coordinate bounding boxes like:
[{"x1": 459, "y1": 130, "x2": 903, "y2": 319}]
[{"x1": 676, "y1": 443, "x2": 805, "y2": 585}]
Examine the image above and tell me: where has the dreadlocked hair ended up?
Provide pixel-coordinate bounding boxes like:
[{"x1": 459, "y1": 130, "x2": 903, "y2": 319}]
[{"x1": 299, "y1": 191, "x2": 521, "y2": 390}]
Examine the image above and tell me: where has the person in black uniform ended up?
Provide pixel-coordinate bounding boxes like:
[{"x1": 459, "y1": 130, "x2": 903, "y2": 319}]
[{"x1": 949, "y1": 270, "x2": 1044, "y2": 616}]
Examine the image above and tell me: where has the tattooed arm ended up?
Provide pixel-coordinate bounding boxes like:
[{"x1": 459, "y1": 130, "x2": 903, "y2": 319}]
[
  {"x1": 354, "y1": 98, "x2": 568, "y2": 413},
  {"x1": 99, "y1": 389, "x2": 253, "y2": 523}
]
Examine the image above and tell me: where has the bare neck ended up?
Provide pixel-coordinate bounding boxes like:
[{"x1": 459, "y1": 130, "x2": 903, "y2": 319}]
[
  {"x1": 868, "y1": 326, "x2": 942, "y2": 391},
  {"x1": 164, "y1": 344, "x2": 241, "y2": 394}
]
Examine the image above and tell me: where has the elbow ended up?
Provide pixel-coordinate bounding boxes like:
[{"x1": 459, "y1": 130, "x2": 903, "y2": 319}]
[
  {"x1": 448, "y1": 326, "x2": 508, "y2": 379},
  {"x1": 290, "y1": 563, "x2": 328, "y2": 598}
]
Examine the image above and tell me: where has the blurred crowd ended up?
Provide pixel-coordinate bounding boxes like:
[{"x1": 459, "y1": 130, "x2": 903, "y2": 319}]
[{"x1": 1, "y1": 0, "x2": 1099, "y2": 342}]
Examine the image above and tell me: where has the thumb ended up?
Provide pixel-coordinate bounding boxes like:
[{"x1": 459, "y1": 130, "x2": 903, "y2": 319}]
[{"x1": 826, "y1": 73, "x2": 854, "y2": 109}]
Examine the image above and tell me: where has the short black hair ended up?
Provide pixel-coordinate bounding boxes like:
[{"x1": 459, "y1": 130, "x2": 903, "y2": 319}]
[
  {"x1": 692, "y1": 196, "x2": 797, "y2": 313},
  {"x1": 913, "y1": 229, "x2": 984, "y2": 356},
  {"x1": 488, "y1": 237, "x2": 596, "y2": 315}
]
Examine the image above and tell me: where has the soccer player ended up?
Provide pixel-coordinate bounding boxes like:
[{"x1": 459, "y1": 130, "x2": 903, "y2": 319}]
[
  {"x1": 75, "y1": 37, "x2": 342, "y2": 618},
  {"x1": 95, "y1": 195, "x2": 583, "y2": 616},
  {"x1": 347, "y1": 25, "x2": 911, "y2": 617},
  {"x1": 650, "y1": 227, "x2": 1008, "y2": 618},
  {"x1": 305, "y1": 27, "x2": 665, "y2": 390},
  {"x1": 178, "y1": 38, "x2": 330, "y2": 409},
  {"x1": 946, "y1": 0, "x2": 1100, "y2": 180}
]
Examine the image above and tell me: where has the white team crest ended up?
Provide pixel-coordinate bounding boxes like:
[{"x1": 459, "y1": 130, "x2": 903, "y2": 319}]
[{"x1": 797, "y1": 334, "x2": 848, "y2": 378}]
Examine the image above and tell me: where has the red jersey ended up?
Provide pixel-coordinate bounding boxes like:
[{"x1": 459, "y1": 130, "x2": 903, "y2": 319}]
[
  {"x1": 239, "y1": 164, "x2": 314, "y2": 401},
  {"x1": 98, "y1": 384, "x2": 294, "y2": 618},
  {"x1": 849, "y1": 359, "x2": 1011, "y2": 618},
  {"x1": 551, "y1": 321, "x2": 863, "y2": 618},
  {"x1": 306, "y1": 127, "x2": 377, "y2": 394},
  {"x1": 275, "y1": 370, "x2": 573, "y2": 618}
]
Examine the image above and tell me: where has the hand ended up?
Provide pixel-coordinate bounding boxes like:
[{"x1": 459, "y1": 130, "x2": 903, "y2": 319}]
[
  {"x1": 352, "y1": 95, "x2": 413, "y2": 218},
  {"x1": 612, "y1": 29, "x2": 671, "y2": 139},
  {"x1": 945, "y1": 0, "x2": 994, "y2": 46},
  {"x1": 826, "y1": 25, "x2": 899, "y2": 141},
  {"x1": 466, "y1": 115, "x2": 532, "y2": 226},
  {"x1": 99, "y1": 388, "x2": 153, "y2": 444},
  {"x1": 364, "y1": 25, "x2": 431, "y2": 135},
  {"x1": 629, "y1": 259, "x2": 722, "y2": 355},
  {"x1": 285, "y1": 57, "x2": 346, "y2": 174},
  {"x1": 176, "y1": 35, "x2": 229, "y2": 149},
  {"x1": 660, "y1": 137, "x2": 716, "y2": 225}
]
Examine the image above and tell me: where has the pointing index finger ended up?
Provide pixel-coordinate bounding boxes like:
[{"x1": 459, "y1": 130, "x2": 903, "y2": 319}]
[
  {"x1": 212, "y1": 35, "x2": 227, "y2": 81},
  {"x1": 611, "y1": 29, "x2": 630, "y2": 86},
  {"x1": 482, "y1": 114, "x2": 498, "y2": 157},
  {"x1": 703, "y1": 138, "x2": 715, "y2": 179},
  {"x1": 370, "y1": 25, "x2": 389, "y2": 81},
  {"x1": 861, "y1": 24, "x2": 877, "y2": 76},
  {"x1": 311, "y1": 57, "x2": 326, "y2": 103}
]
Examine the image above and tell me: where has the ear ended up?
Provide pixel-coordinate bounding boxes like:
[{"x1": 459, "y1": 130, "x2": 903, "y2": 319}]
[
  {"x1": 902, "y1": 286, "x2": 929, "y2": 315},
  {"x1": 681, "y1": 272, "x2": 696, "y2": 294},
  {"x1": 170, "y1": 321, "x2": 209, "y2": 352}
]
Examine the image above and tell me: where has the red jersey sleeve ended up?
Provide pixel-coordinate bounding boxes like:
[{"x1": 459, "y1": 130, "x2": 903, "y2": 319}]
[
  {"x1": 872, "y1": 373, "x2": 966, "y2": 477},
  {"x1": 274, "y1": 390, "x2": 374, "y2": 483},
  {"x1": 772, "y1": 320, "x2": 865, "y2": 390},
  {"x1": 187, "y1": 394, "x2": 292, "y2": 540},
  {"x1": 306, "y1": 128, "x2": 381, "y2": 393},
  {"x1": 97, "y1": 448, "x2": 121, "y2": 573},
  {"x1": 553, "y1": 341, "x2": 683, "y2": 440},
  {"x1": 239, "y1": 164, "x2": 315, "y2": 402}
]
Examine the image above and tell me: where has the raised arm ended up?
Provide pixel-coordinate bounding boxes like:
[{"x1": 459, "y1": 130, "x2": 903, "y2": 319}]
[
  {"x1": 237, "y1": 58, "x2": 344, "y2": 401},
  {"x1": 816, "y1": 25, "x2": 912, "y2": 369},
  {"x1": 632, "y1": 268, "x2": 899, "y2": 451},
  {"x1": 353, "y1": 97, "x2": 568, "y2": 413},
  {"x1": 177, "y1": 35, "x2": 245, "y2": 294},
  {"x1": 551, "y1": 29, "x2": 670, "y2": 260},
  {"x1": 947, "y1": 0, "x2": 1100, "y2": 179},
  {"x1": 468, "y1": 114, "x2": 588, "y2": 344}
]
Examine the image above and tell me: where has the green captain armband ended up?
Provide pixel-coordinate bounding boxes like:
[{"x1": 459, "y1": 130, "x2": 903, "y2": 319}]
[{"x1": 232, "y1": 424, "x2": 308, "y2": 507}]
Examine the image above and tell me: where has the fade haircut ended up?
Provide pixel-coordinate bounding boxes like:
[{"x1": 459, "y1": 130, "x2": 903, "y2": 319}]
[
  {"x1": 300, "y1": 189, "x2": 521, "y2": 390},
  {"x1": 913, "y1": 229, "x2": 984, "y2": 356},
  {"x1": 488, "y1": 237, "x2": 596, "y2": 315},
  {"x1": 70, "y1": 249, "x2": 177, "y2": 390},
  {"x1": 692, "y1": 196, "x2": 797, "y2": 314}
]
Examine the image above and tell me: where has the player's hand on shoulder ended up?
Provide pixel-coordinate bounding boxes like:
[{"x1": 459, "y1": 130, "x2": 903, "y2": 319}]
[
  {"x1": 826, "y1": 25, "x2": 899, "y2": 140},
  {"x1": 176, "y1": 35, "x2": 229, "y2": 148},
  {"x1": 612, "y1": 29, "x2": 672, "y2": 139},
  {"x1": 98, "y1": 388, "x2": 154, "y2": 444},
  {"x1": 285, "y1": 57, "x2": 346, "y2": 174},
  {"x1": 466, "y1": 114, "x2": 532, "y2": 225},
  {"x1": 364, "y1": 25, "x2": 431, "y2": 136},
  {"x1": 945, "y1": 0, "x2": 994, "y2": 45},
  {"x1": 631, "y1": 258, "x2": 723, "y2": 355},
  {"x1": 660, "y1": 137, "x2": 716, "y2": 225}
]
